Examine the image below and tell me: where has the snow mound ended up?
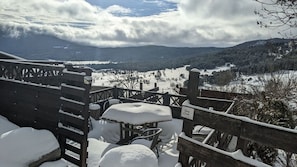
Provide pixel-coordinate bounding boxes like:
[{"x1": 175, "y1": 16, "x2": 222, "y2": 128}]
[
  {"x1": 0, "y1": 127, "x2": 59, "y2": 167},
  {"x1": 99, "y1": 144, "x2": 158, "y2": 167},
  {"x1": 0, "y1": 115, "x2": 19, "y2": 135}
]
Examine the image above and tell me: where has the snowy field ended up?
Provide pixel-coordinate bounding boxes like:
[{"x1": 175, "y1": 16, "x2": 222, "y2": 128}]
[
  {"x1": 90, "y1": 62, "x2": 297, "y2": 95},
  {"x1": 205, "y1": 70, "x2": 297, "y2": 94},
  {"x1": 91, "y1": 64, "x2": 236, "y2": 94}
]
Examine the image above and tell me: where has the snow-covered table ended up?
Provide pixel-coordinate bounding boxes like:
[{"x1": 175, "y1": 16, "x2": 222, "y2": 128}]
[{"x1": 101, "y1": 102, "x2": 172, "y2": 144}]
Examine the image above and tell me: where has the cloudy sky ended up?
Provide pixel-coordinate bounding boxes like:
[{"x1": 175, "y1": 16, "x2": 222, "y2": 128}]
[{"x1": 0, "y1": 0, "x2": 281, "y2": 47}]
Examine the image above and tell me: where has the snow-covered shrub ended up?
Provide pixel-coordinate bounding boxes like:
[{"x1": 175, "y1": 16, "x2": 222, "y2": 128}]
[{"x1": 234, "y1": 73, "x2": 297, "y2": 166}]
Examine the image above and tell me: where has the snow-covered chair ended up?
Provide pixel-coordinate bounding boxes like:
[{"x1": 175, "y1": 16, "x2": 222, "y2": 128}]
[
  {"x1": 89, "y1": 103, "x2": 101, "y2": 120},
  {"x1": 87, "y1": 138, "x2": 118, "y2": 167},
  {"x1": 98, "y1": 144, "x2": 158, "y2": 167},
  {"x1": 102, "y1": 98, "x2": 122, "y2": 111},
  {"x1": 130, "y1": 128, "x2": 162, "y2": 157}
]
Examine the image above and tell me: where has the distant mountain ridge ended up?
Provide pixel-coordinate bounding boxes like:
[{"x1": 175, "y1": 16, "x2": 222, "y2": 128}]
[
  {"x1": 0, "y1": 32, "x2": 222, "y2": 62},
  {"x1": 0, "y1": 31, "x2": 295, "y2": 73}
]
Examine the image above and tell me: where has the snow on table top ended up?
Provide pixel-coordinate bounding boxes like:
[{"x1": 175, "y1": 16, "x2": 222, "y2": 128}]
[{"x1": 101, "y1": 102, "x2": 172, "y2": 125}]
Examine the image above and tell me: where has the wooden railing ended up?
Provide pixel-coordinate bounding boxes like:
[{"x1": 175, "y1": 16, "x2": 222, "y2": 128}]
[
  {"x1": 90, "y1": 87, "x2": 187, "y2": 118},
  {"x1": 0, "y1": 51, "x2": 25, "y2": 60},
  {"x1": 0, "y1": 59, "x2": 64, "y2": 86},
  {"x1": 177, "y1": 100, "x2": 297, "y2": 166},
  {"x1": 0, "y1": 78, "x2": 61, "y2": 133},
  {"x1": 90, "y1": 87, "x2": 115, "y2": 104},
  {"x1": 178, "y1": 133, "x2": 270, "y2": 167},
  {"x1": 177, "y1": 70, "x2": 297, "y2": 167},
  {"x1": 0, "y1": 59, "x2": 92, "y2": 167}
]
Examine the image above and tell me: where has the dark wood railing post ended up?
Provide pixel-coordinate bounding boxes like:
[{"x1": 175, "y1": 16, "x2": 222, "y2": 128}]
[
  {"x1": 187, "y1": 69, "x2": 200, "y2": 105},
  {"x1": 178, "y1": 69, "x2": 200, "y2": 166},
  {"x1": 163, "y1": 92, "x2": 170, "y2": 106},
  {"x1": 112, "y1": 86, "x2": 119, "y2": 99},
  {"x1": 182, "y1": 69, "x2": 201, "y2": 137},
  {"x1": 140, "y1": 82, "x2": 143, "y2": 90}
]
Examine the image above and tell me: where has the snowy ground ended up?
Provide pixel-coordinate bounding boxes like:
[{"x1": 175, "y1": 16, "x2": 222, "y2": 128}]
[
  {"x1": 73, "y1": 61, "x2": 297, "y2": 96},
  {"x1": 91, "y1": 64, "x2": 235, "y2": 94},
  {"x1": 203, "y1": 70, "x2": 297, "y2": 94}
]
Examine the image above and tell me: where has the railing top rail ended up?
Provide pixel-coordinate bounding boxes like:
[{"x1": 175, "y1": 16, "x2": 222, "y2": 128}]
[
  {"x1": 118, "y1": 87, "x2": 187, "y2": 98},
  {"x1": 182, "y1": 100, "x2": 297, "y2": 153},
  {"x1": 21, "y1": 60, "x2": 65, "y2": 65},
  {"x1": 90, "y1": 87, "x2": 114, "y2": 94},
  {"x1": 196, "y1": 96, "x2": 234, "y2": 103},
  {"x1": 0, "y1": 51, "x2": 26, "y2": 60},
  {"x1": 0, "y1": 59, "x2": 65, "y2": 69}
]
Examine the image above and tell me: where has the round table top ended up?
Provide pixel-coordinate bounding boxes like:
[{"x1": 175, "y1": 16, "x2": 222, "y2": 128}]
[{"x1": 101, "y1": 102, "x2": 172, "y2": 125}]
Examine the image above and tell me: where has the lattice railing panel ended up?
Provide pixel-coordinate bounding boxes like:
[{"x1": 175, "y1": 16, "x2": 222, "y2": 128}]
[
  {"x1": 0, "y1": 60, "x2": 63, "y2": 86},
  {"x1": 90, "y1": 88, "x2": 114, "y2": 103}
]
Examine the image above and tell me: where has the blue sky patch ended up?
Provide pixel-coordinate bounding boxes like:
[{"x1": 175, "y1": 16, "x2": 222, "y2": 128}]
[{"x1": 87, "y1": 0, "x2": 177, "y2": 16}]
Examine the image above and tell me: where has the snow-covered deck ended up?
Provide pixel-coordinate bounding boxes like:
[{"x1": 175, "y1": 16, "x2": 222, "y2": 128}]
[{"x1": 0, "y1": 114, "x2": 184, "y2": 167}]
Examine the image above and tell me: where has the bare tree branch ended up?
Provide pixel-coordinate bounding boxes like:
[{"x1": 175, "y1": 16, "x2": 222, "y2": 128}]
[{"x1": 255, "y1": 0, "x2": 297, "y2": 37}]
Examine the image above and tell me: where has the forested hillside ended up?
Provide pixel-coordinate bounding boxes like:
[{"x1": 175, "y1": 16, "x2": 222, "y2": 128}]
[{"x1": 0, "y1": 31, "x2": 296, "y2": 73}]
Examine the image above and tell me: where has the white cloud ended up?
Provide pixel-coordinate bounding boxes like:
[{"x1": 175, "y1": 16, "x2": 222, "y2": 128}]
[
  {"x1": 143, "y1": 0, "x2": 167, "y2": 7},
  {"x1": 105, "y1": 5, "x2": 132, "y2": 15},
  {"x1": 0, "y1": 0, "x2": 280, "y2": 47}
]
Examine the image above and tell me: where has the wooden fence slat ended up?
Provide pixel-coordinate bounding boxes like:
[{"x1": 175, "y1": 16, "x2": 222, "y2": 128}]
[
  {"x1": 62, "y1": 154, "x2": 80, "y2": 166},
  {"x1": 194, "y1": 109, "x2": 242, "y2": 136},
  {"x1": 62, "y1": 70, "x2": 85, "y2": 84},
  {"x1": 60, "y1": 97, "x2": 85, "y2": 115},
  {"x1": 58, "y1": 125, "x2": 84, "y2": 141},
  {"x1": 177, "y1": 134, "x2": 269, "y2": 167},
  {"x1": 241, "y1": 120, "x2": 297, "y2": 153},
  {"x1": 59, "y1": 109, "x2": 86, "y2": 131},
  {"x1": 65, "y1": 143, "x2": 82, "y2": 155},
  {"x1": 61, "y1": 83, "x2": 86, "y2": 97}
]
